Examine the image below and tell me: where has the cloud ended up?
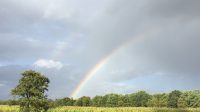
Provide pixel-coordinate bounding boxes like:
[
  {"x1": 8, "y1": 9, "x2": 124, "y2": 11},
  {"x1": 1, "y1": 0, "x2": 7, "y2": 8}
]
[
  {"x1": 1, "y1": 0, "x2": 200, "y2": 99},
  {"x1": 0, "y1": 65, "x2": 28, "y2": 99},
  {"x1": 147, "y1": 0, "x2": 200, "y2": 20},
  {"x1": 0, "y1": 83, "x2": 5, "y2": 87},
  {"x1": 33, "y1": 59, "x2": 63, "y2": 70},
  {"x1": 73, "y1": 0, "x2": 200, "y2": 97}
]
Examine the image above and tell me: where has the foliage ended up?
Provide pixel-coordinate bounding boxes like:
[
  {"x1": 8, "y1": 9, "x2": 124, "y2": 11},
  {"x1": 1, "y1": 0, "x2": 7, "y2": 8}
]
[
  {"x1": 92, "y1": 96, "x2": 104, "y2": 107},
  {"x1": 54, "y1": 97, "x2": 75, "y2": 107},
  {"x1": 120, "y1": 95, "x2": 131, "y2": 107},
  {"x1": 148, "y1": 93, "x2": 168, "y2": 107},
  {"x1": 129, "y1": 91, "x2": 152, "y2": 107},
  {"x1": 3, "y1": 90, "x2": 200, "y2": 108},
  {"x1": 167, "y1": 90, "x2": 182, "y2": 108},
  {"x1": 106, "y1": 94, "x2": 120, "y2": 107},
  {"x1": 5, "y1": 74, "x2": 200, "y2": 109},
  {"x1": 75, "y1": 96, "x2": 91, "y2": 106},
  {"x1": 11, "y1": 70, "x2": 50, "y2": 112},
  {"x1": 178, "y1": 90, "x2": 200, "y2": 108}
]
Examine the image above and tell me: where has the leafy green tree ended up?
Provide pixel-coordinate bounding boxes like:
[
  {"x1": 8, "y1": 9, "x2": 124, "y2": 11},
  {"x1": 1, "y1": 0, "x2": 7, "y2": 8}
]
[
  {"x1": 121, "y1": 95, "x2": 131, "y2": 107},
  {"x1": 8, "y1": 99, "x2": 19, "y2": 105},
  {"x1": 92, "y1": 96, "x2": 104, "y2": 107},
  {"x1": 129, "y1": 93, "x2": 136, "y2": 106},
  {"x1": 187, "y1": 90, "x2": 200, "y2": 107},
  {"x1": 11, "y1": 70, "x2": 50, "y2": 112},
  {"x1": 178, "y1": 92, "x2": 188, "y2": 108},
  {"x1": 82, "y1": 96, "x2": 91, "y2": 106},
  {"x1": 63, "y1": 97, "x2": 75, "y2": 106},
  {"x1": 47, "y1": 99, "x2": 57, "y2": 108},
  {"x1": 75, "y1": 96, "x2": 91, "y2": 106},
  {"x1": 55, "y1": 97, "x2": 75, "y2": 106},
  {"x1": 129, "y1": 91, "x2": 151, "y2": 107},
  {"x1": 0, "y1": 100, "x2": 9, "y2": 105},
  {"x1": 106, "y1": 94, "x2": 120, "y2": 107},
  {"x1": 148, "y1": 93, "x2": 168, "y2": 107},
  {"x1": 117, "y1": 95, "x2": 125, "y2": 107},
  {"x1": 102, "y1": 95, "x2": 109, "y2": 107},
  {"x1": 74, "y1": 98, "x2": 82, "y2": 106},
  {"x1": 168, "y1": 90, "x2": 182, "y2": 108}
]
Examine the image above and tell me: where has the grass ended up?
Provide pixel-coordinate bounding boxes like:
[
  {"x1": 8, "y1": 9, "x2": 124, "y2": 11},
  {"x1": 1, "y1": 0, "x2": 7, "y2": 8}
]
[{"x1": 1, "y1": 105, "x2": 200, "y2": 112}]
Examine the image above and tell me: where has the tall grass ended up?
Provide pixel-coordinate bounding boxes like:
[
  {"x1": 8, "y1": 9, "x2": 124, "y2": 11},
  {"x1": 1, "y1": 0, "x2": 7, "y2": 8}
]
[{"x1": 1, "y1": 105, "x2": 200, "y2": 112}]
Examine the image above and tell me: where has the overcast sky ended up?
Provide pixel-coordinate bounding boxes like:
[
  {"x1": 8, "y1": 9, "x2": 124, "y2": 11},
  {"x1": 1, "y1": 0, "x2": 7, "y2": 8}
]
[{"x1": 0, "y1": 0, "x2": 200, "y2": 100}]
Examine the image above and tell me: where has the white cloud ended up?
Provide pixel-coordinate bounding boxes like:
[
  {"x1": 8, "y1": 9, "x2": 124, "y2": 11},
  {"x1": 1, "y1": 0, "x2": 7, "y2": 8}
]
[
  {"x1": 26, "y1": 38, "x2": 39, "y2": 43},
  {"x1": 33, "y1": 59, "x2": 63, "y2": 70},
  {"x1": 0, "y1": 83, "x2": 5, "y2": 87}
]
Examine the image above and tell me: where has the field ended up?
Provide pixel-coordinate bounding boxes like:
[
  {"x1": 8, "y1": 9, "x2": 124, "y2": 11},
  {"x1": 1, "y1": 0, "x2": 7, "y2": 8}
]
[{"x1": 1, "y1": 105, "x2": 200, "y2": 112}]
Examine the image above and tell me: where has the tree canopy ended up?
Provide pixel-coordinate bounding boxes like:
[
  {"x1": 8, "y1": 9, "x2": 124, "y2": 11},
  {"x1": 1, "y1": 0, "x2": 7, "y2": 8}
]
[{"x1": 11, "y1": 70, "x2": 50, "y2": 112}]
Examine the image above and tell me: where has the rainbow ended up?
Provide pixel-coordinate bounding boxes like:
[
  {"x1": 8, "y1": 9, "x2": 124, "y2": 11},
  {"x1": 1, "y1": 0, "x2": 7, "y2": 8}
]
[
  {"x1": 70, "y1": 54, "x2": 111, "y2": 98},
  {"x1": 70, "y1": 30, "x2": 157, "y2": 98}
]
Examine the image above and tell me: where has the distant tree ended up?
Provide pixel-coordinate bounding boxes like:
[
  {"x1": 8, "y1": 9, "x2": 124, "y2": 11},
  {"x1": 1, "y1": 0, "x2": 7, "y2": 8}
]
[
  {"x1": 129, "y1": 93, "x2": 136, "y2": 106},
  {"x1": 8, "y1": 99, "x2": 19, "y2": 105},
  {"x1": 92, "y1": 96, "x2": 104, "y2": 107},
  {"x1": 47, "y1": 99, "x2": 57, "y2": 108},
  {"x1": 148, "y1": 93, "x2": 168, "y2": 107},
  {"x1": 187, "y1": 90, "x2": 200, "y2": 108},
  {"x1": 178, "y1": 92, "x2": 188, "y2": 108},
  {"x1": 75, "y1": 98, "x2": 82, "y2": 106},
  {"x1": 106, "y1": 94, "x2": 120, "y2": 107},
  {"x1": 102, "y1": 95, "x2": 109, "y2": 107},
  {"x1": 63, "y1": 97, "x2": 75, "y2": 106},
  {"x1": 82, "y1": 96, "x2": 91, "y2": 106},
  {"x1": 55, "y1": 97, "x2": 75, "y2": 106},
  {"x1": 75, "y1": 96, "x2": 91, "y2": 106},
  {"x1": 11, "y1": 70, "x2": 50, "y2": 112},
  {"x1": 130, "y1": 91, "x2": 151, "y2": 107},
  {"x1": 168, "y1": 90, "x2": 182, "y2": 108},
  {"x1": 121, "y1": 95, "x2": 131, "y2": 107},
  {"x1": 0, "y1": 100, "x2": 9, "y2": 105},
  {"x1": 117, "y1": 95, "x2": 125, "y2": 107}
]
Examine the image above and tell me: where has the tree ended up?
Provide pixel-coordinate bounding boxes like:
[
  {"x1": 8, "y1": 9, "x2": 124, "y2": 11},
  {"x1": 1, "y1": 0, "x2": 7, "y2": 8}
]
[
  {"x1": 75, "y1": 96, "x2": 91, "y2": 106},
  {"x1": 168, "y1": 90, "x2": 182, "y2": 108},
  {"x1": 106, "y1": 94, "x2": 120, "y2": 107},
  {"x1": 92, "y1": 96, "x2": 104, "y2": 107},
  {"x1": 55, "y1": 97, "x2": 75, "y2": 106},
  {"x1": 178, "y1": 92, "x2": 188, "y2": 108},
  {"x1": 102, "y1": 94, "x2": 109, "y2": 107},
  {"x1": 129, "y1": 91, "x2": 151, "y2": 107},
  {"x1": 121, "y1": 95, "x2": 131, "y2": 107},
  {"x1": 11, "y1": 70, "x2": 50, "y2": 112},
  {"x1": 187, "y1": 90, "x2": 200, "y2": 108},
  {"x1": 148, "y1": 93, "x2": 168, "y2": 107},
  {"x1": 82, "y1": 96, "x2": 91, "y2": 106}
]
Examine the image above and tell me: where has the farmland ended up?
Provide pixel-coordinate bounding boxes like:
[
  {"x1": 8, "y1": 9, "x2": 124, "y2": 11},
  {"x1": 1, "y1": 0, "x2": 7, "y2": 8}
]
[{"x1": 1, "y1": 105, "x2": 200, "y2": 112}]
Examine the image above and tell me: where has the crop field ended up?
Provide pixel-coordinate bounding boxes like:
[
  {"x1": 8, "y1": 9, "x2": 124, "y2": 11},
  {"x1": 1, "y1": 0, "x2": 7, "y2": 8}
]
[{"x1": 1, "y1": 106, "x2": 200, "y2": 112}]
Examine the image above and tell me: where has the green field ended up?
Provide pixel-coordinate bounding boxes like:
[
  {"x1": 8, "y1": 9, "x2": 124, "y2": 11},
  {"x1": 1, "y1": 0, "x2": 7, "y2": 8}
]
[{"x1": 1, "y1": 105, "x2": 200, "y2": 112}]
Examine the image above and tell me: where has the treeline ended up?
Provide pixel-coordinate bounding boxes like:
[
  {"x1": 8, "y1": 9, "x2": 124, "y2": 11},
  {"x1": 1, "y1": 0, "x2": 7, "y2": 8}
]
[
  {"x1": 51, "y1": 90, "x2": 200, "y2": 108},
  {"x1": 0, "y1": 100, "x2": 19, "y2": 105},
  {"x1": 1, "y1": 90, "x2": 200, "y2": 108}
]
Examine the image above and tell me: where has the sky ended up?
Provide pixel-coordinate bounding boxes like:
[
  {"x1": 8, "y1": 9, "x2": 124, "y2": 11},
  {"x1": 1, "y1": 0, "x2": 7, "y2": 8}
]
[{"x1": 0, "y1": 0, "x2": 200, "y2": 100}]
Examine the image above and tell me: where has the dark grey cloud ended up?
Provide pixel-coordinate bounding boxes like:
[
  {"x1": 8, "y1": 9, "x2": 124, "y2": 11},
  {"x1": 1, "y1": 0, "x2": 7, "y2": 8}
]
[
  {"x1": 106, "y1": 0, "x2": 200, "y2": 76},
  {"x1": 147, "y1": 0, "x2": 200, "y2": 19},
  {"x1": 0, "y1": 0, "x2": 200, "y2": 99},
  {"x1": 75, "y1": 0, "x2": 200, "y2": 97},
  {"x1": 0, "y1": 34, "x2": 56, "y2": 62},
  {"x1": 0, "y1": 65, "x2": 27, "y2": 99},
  {"x1": 0, "y1": 0, "x2": 44, "y2": 33}
]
